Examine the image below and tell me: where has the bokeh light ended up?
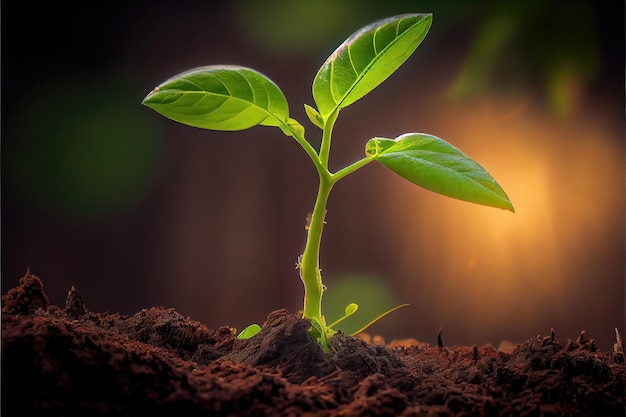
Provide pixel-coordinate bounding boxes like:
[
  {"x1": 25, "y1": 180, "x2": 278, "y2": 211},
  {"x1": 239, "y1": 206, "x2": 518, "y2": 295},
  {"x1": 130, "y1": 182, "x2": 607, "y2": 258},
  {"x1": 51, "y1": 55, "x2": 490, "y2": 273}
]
[{"x1": 374, "y1": 93, "x2": 622, "y2": 347}]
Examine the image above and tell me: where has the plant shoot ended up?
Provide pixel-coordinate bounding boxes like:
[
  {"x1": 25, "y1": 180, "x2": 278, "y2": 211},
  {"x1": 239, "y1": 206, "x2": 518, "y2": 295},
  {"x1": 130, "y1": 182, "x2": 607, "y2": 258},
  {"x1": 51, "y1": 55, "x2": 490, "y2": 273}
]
[{"x1": 143, "y1": 13, "x2": 514, "y2": 350}]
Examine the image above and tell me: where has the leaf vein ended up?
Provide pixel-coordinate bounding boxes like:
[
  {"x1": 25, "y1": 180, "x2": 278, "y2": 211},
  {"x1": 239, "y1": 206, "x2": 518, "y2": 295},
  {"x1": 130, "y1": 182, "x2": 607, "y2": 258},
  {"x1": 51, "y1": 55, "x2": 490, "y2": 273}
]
[{"x1": 347, "y1": 43, "x2": 359, "y2": 80}]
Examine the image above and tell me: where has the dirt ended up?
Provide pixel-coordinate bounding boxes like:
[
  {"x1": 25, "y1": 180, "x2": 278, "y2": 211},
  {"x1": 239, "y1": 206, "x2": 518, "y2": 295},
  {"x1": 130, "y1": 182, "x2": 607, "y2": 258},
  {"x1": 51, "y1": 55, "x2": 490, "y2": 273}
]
[{"x1": 2, "y1": 271, "x2": 624, "y2": 416}]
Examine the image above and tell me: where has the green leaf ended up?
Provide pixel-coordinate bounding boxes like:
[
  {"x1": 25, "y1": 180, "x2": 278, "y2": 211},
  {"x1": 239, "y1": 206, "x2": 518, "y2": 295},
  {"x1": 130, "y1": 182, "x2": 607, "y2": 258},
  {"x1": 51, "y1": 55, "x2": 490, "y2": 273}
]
[
  {"x1": 366, "y1": 133, "x2": 515, "y2": 212},
  {"x1": 344, "y1": 302, "x2": 358, "y2": 316},
  {"x1": 279, "y1": 118, "x2": 306, "y2": 138},
  {"x1": 237, "y1": 323, "x2": 261, "y2": 339},
  {"x1": 313, "y1": 13, "x2": 432, "y2": 118},
  {"x1": 142, "y1": 65, "x2": 291, "y2": 131},
  {"x1": 304, "y1": 104, "x2": 324, "y2": 129},
  {"x1": 327, "y1": 302, "x2": 359, "y2": 328}
]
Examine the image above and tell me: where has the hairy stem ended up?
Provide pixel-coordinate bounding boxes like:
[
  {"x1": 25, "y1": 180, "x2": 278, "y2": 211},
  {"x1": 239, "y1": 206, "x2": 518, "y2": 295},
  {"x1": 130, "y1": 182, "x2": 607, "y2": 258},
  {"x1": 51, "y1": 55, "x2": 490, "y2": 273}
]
[
  {"x1": 300, "y1": 174, "x2": 333, "y2": 321},
  {"x1": 300, "y1": 109, "x2": 339, "y2": 326}
]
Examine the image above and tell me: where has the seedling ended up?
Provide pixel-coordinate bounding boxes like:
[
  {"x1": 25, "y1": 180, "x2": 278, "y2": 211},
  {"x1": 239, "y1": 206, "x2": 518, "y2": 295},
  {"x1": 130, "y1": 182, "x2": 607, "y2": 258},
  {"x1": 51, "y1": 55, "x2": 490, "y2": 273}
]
[{"x1": 143, "y1": 13, "x2": 514, "y2": 350}]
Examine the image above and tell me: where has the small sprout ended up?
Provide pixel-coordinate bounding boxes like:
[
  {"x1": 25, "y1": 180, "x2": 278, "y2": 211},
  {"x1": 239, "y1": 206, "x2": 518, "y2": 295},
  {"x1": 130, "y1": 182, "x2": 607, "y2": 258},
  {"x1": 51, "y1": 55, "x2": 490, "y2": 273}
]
[
  {"x1": 237, "y1": 324, "x2": 261, "y2": 340},
  {"x1": 143, "y1": 13, "x2": 514, "y2": 351},
  {"x1": 350, "y1": 303, "x2": 410, "y2": 336},
  {"x1": 327, "y1": 303, "x2": 359, "y2": 328}
]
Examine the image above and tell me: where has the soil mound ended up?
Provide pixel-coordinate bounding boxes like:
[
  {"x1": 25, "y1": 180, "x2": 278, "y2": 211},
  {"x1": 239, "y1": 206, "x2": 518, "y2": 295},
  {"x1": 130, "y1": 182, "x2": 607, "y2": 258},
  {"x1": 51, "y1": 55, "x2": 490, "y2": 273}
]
[{"x1": 2, "y1": 271, "x2": 624, "y2": 416}]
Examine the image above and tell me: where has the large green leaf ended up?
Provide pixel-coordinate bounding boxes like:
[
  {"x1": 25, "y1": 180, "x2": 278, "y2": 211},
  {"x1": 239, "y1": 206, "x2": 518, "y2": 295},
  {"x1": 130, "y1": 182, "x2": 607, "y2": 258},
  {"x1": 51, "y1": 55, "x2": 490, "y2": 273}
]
[
  {"x1": 313, "y1": 13, "x2": 432, "y2": 118},
  {"x1": 366, "y1": 133, "x2": 514, "y2": 212},
  {"x1": 142, "y1": 65, "x2": 291, "y2": 131}
]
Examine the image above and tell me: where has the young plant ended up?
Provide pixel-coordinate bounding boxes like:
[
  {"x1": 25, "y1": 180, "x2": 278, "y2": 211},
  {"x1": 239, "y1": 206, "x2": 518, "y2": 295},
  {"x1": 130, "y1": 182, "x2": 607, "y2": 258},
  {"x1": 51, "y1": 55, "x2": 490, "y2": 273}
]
[{"x1": 142, "y1": 13, "x2": 514, "y2": 350}]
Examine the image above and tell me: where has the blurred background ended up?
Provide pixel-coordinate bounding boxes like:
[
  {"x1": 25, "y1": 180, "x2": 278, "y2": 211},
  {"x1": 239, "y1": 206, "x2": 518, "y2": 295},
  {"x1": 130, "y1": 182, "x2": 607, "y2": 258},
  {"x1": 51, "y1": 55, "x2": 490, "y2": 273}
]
[{"x1": 2, "y1": 0, "x2": 623, "y2": 351}]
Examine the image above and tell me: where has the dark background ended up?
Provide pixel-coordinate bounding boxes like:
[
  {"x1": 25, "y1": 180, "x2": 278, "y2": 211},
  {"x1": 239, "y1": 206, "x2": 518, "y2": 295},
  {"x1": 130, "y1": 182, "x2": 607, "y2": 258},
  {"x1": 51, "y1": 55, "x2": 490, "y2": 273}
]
[{"x1": 2, "y1": 0, "x2": 624, "y2": 351}]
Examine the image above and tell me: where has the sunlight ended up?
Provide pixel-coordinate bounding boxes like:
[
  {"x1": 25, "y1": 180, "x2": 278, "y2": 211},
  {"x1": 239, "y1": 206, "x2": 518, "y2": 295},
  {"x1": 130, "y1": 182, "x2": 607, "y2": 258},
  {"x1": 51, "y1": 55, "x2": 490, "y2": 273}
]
[{"x1": 383, "y1": 95, "x2": 622, "y2": 343}]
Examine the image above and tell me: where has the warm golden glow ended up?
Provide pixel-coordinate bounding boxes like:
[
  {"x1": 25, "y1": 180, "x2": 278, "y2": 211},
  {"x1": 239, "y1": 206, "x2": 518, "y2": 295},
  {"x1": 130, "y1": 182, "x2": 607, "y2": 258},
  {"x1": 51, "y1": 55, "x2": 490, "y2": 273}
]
[{"x1": 382, "y1": 95, "x2": 622, "y2": 344}]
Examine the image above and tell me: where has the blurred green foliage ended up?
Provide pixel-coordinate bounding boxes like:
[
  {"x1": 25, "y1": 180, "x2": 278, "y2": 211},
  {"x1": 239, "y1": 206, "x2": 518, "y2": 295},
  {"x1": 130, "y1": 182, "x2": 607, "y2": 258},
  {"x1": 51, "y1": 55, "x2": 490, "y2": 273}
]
[
  {"x1": 449, "y1": 0, "x2": 599, "y2": 116},
  {"x1": 6, "y1": 77, "x2": 163, "y2": 221},
  {"x1": 235, "y1": 0, "x2": 367, "y2": 56},
  {"x1": 235, "y1": 0, "x2": 601, "y2": 117}
]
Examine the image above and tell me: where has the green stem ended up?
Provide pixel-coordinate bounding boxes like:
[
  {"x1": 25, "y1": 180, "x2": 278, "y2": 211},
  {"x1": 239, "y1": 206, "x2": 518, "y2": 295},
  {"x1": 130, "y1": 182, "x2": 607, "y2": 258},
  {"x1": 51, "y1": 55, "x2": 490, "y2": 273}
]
[
  {"x1": 319, "y1": 109, "x2": 339, "y2": 169},
  {"x1": 283, "y1": 123, "x2": 325, "y2": 174},
  {"x1": 296, "y1": 108, "x2": 373, "y2": 348},
  {"x1": 331, "y1": 156, "x2": 375, "y2": 182},
  {"x1": 300, "y1": 174, "x2": 333, "y2": 321},
  {"x1": 300, "y1": 110, "x2": 338, "y2": 324}
]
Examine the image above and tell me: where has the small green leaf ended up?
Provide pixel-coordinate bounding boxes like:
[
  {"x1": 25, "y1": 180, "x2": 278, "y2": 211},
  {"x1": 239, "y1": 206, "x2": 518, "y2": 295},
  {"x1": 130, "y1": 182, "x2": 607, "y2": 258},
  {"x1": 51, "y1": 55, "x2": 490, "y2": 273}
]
[
  {"x1": 237, "y1": 323, "x2": 261, "y2": 339},
  {"x1": 327, "y1": 302, "x2": 359, "y2": 328},
  {"x1": 366, "y1": 133, "x2": 514, "y2": 212},
  {"x1": 313, "y1": 14, "x2": 432, "y2": 118},
  {"x1": 344, "y1": 302, "x2": 358, "y2": 316},
  {"x1": 279, "y1": 118, "x2": 306, "y2": 138},
  {"x1": 143, "y1": 65, "x2": 291, "y2": 131},
  {"x1": 304, "y1": 104, "x2": 324, "y2": 129}
]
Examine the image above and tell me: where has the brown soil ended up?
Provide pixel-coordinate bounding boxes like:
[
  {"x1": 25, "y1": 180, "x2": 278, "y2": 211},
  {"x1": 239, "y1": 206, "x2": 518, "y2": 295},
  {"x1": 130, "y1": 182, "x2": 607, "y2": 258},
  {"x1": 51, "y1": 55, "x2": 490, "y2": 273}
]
[{"x1": 2, "y1": 271, "x2": 624, "y2": 416}]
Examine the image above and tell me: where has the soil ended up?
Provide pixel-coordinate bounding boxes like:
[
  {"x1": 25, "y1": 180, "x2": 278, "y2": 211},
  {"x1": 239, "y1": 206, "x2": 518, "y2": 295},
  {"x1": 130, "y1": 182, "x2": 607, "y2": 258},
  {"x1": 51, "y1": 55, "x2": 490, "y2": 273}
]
[{"x1": 2, "y1": 271, "x2": 625, "y2": 416}]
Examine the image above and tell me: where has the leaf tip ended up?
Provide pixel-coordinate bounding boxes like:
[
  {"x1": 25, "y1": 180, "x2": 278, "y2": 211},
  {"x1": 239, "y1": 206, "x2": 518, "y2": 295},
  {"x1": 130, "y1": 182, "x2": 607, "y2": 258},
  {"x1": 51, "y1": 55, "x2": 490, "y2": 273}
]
[
  {"x1": 304, "y1": 104, "x2": 324, "y2": 129},
  {"x1": 506, "y1": 202, "x2": 515, "y2": 213},
  {"x1": 497, "y1": 193, "x2": 515, "y2": 213},
  {"x1": 141, "y1": 87, "x2": 160, "y2": 106}
]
